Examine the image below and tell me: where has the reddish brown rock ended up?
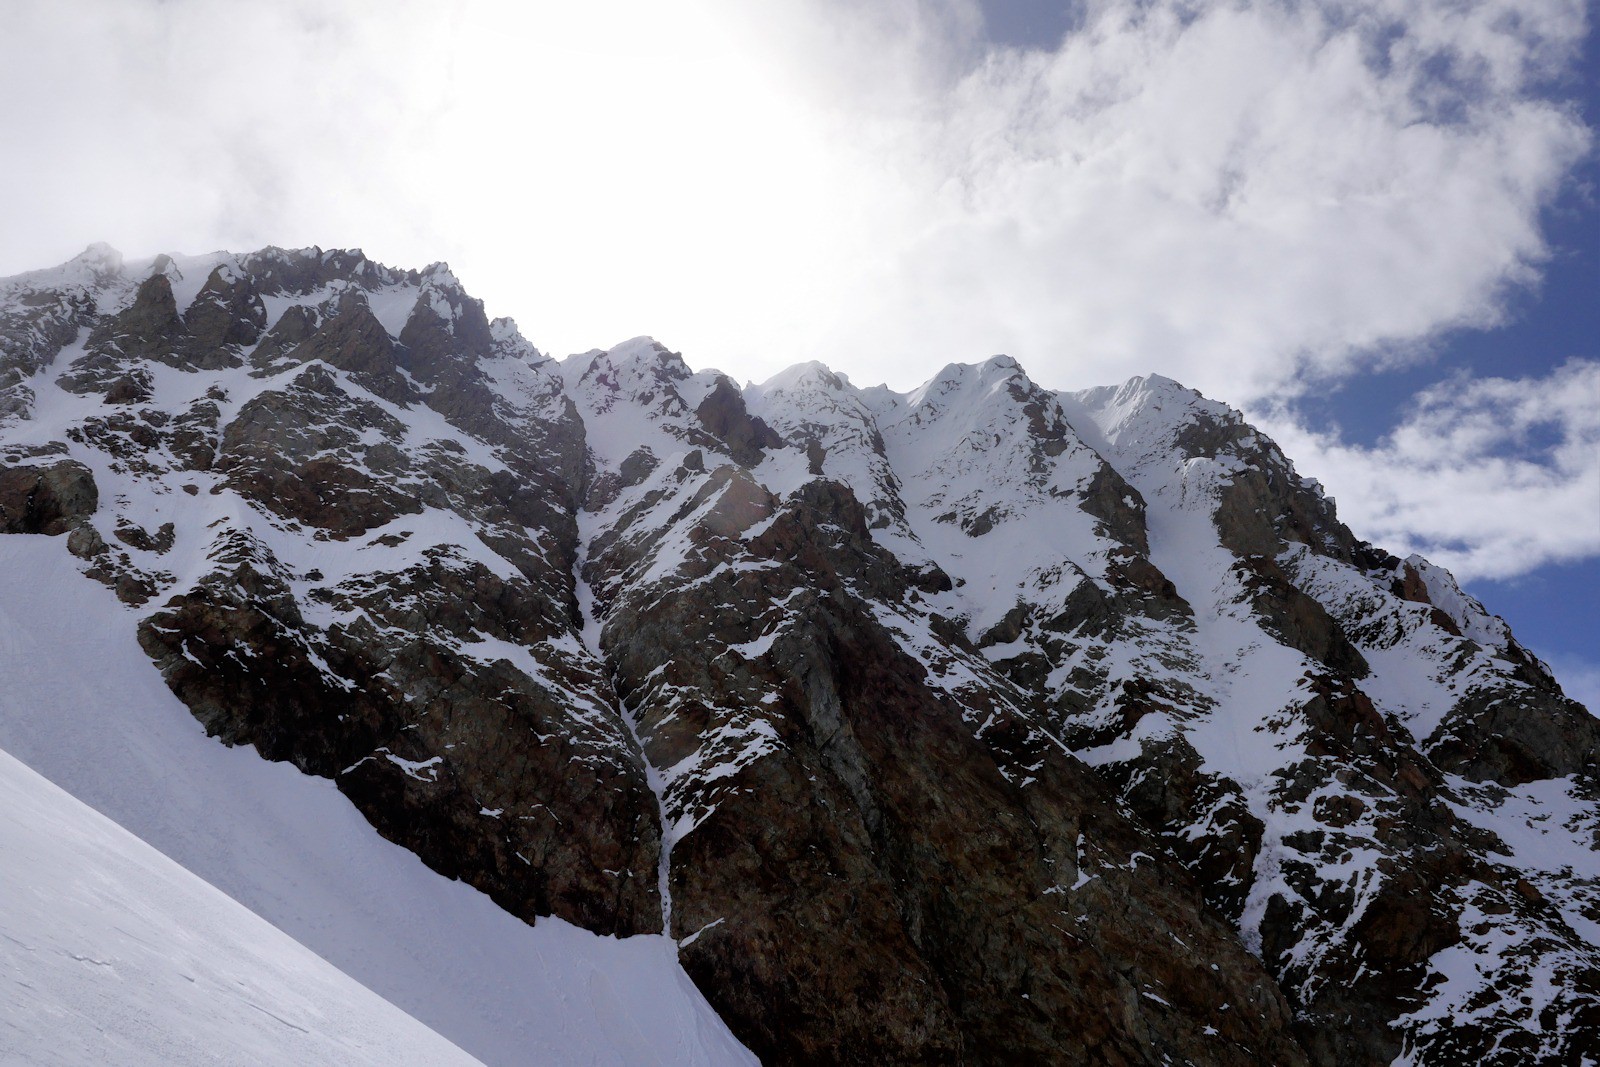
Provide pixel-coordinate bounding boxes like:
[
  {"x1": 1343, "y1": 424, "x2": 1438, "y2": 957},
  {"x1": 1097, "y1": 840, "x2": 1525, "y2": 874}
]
[{"x1": 0, "y1": 460, "x2": 97, "y2": 535}]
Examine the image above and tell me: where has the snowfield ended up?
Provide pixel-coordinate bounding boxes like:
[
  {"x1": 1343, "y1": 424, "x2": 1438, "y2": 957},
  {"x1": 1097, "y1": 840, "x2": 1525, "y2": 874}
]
[{"x1": 0, "y1": 745, "x2": 479, "y2": 1067}]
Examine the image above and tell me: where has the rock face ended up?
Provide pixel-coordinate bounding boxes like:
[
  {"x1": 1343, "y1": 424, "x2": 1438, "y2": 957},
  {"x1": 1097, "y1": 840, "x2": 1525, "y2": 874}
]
[
  {"x1": 0, "y1": 460, "x2": 97, "y2": 535},
  {"x1": 2, "y1": 244, "x2": 1597, "y2": 1065}
]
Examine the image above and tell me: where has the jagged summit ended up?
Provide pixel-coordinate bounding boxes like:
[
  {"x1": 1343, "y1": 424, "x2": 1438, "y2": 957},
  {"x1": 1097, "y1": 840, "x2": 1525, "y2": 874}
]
[
  {"x1": 68, "y1": 240, "x2": 126, "y2": 279},
  {"x1": 750, "y1": 358, "x2": 852, "y2": 395},
  {"x1": 902, "y1": 352, "x2": 1027, "y2": 410},
  {"x1": 0, "y1": 246, "x2": 1596, "y2": 1066}
]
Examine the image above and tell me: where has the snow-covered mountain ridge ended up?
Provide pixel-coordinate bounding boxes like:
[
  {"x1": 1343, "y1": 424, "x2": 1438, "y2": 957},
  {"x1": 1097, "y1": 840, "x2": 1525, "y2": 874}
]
[{"x1": 2, "y1": 244, "x2": 1595, "y2": 1065}]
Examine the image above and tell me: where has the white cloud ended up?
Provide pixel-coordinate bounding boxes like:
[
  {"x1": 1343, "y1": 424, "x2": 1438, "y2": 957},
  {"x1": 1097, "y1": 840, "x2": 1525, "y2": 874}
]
[
  {"x1": 797, "y1": 0, "x2": 1591, "y2": 400},
  {"x1": 0, "y1": 0, "x2": 1586, "y2": 395},
  {"x1": 0, "y1": 0, "x2": 1591, "y2": 580},
  {"x1": 1260, "y1": 359, "x2": 1600, "y2": 580}
]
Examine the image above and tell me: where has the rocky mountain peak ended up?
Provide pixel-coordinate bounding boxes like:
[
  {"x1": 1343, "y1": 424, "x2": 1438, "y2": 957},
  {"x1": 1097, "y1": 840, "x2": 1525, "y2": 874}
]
[
  {"x1": 1068, "y1": 371, "x2": 1231, "y2": 457},
  {"x1": 72, "y1": 240, "x2": 125, "y2": 276},
  {"x1": 751, "y1": 359, "x2": 849, "y2": 396},
  {"x1": 420, "y1": 260, "x2": 459, "y2": 283},
  {"x1": 903, "y1": 352, "x2": 1029, "y2": 415},
  {"x1": 562, "y1": 336, "x2": 694, "y2": 397},
  {"x1": 487, "y1": 316, "x2": 545, "y2": 363},
  {"x1": 2, "y1": 244, "x2": 125, "y2": 302},
  {"x1": 0, "y1": 246, "x2": 1595, "y2": 1066}
]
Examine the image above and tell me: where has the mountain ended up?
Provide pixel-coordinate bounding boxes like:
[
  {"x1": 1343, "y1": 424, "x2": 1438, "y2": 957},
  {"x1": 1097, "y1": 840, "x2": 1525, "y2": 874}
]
[
  {"x1": 0, "y1": 532, "x2": 756, "y2": 1067},
  {"x1": 1, "y1": 244, "x2": 1595, "y2": 1065}
]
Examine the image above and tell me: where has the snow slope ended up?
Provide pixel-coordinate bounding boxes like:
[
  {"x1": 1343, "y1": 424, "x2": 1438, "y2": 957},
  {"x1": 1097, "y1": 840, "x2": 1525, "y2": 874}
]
[
  {"x1": 0, "y1": 746, "x2": 479, "y2": 1067},
  {"x1": 0, "y1": 535, "x2": 756, "y2": 1067}
]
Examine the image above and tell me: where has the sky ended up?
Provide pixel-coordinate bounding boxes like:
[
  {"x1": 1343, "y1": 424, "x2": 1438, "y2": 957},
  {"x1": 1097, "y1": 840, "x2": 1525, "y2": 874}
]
[{"x1": 0, "y1": 0, "x2": 1594, "y2": 703}]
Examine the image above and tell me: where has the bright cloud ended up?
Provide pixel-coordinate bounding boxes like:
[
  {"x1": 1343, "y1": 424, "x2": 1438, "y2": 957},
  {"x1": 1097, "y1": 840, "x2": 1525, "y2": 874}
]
[
  {"x1": 0, "y1": 0, "x2": 1592, "y2": 580},
  {"x1": 0, "y1": 0, "x2": 1586, "y2": 392},
  {"x1": 781, "y1": 0, "x2": 1591, "y2": 401},
  {"x1": 1262, "y1": 359, "x2": 1600, "y2": 581}
]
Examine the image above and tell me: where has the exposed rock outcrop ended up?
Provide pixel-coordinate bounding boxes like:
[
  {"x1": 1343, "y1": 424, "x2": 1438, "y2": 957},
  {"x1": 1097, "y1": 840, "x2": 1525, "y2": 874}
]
[
  {"x1": 1, "y1": 246, "x2": 1595, "y2": 1066},
  {"x1": 0, "y1": 460, "x2": 97, "y2": 535}
]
